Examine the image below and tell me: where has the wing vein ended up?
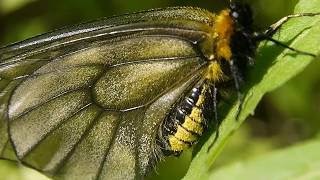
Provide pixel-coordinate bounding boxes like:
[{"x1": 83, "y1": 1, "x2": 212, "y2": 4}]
[
  {"x1": 21, "y1": 102, "x2": 93, "y2": 158},
  {"x1": 95, "y1": 112, "x2": 123, "y2": 180},
  {"x1": 52, "y1": 109, "x2": 103, "y2": 174},
  {"x1": 10, "y1": 88, "x2": 93, "y2": 121}
]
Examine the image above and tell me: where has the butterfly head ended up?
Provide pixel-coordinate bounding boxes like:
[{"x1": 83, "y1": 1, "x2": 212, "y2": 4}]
[{"x1": 229, "y1": 2, "x2": 257, "y2": 67}]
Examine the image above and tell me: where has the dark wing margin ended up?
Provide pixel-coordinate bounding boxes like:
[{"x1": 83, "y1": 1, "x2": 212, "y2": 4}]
[{"x1": 0, "y1": 7, "x2": 214, "y2": 180}]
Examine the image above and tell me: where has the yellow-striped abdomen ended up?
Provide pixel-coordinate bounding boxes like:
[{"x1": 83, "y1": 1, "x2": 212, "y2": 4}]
[
  {"x1": 169, "y1": 85, "x2": 208, "y2": 152},
  {"x1": 182, "y1": 116, "x2": 203, "y2": 135}
]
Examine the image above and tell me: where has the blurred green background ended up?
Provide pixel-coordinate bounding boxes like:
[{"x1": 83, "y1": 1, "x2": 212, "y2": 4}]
[{"x1": 0, "y1": 0, "x2": 319, "y2": 180}]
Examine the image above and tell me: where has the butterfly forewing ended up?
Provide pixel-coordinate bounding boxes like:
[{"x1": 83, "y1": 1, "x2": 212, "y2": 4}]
[{"x1": 0, "y1": 7, "x2": 215, "y2": 180}]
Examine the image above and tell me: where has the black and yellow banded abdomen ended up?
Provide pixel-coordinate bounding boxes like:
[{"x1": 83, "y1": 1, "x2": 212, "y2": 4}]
[{"x1": 158, "y1": 82, "x2": 216, "y2": 154}]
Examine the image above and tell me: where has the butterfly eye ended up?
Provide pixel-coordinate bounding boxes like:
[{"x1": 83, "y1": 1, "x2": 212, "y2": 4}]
[{"x1": 232, "y1": 11, "x2": 239, "y2": 18}]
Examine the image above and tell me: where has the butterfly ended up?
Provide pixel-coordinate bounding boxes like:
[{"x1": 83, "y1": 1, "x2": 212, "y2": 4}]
[{"x1": 0, "y1": 1, "x2": 319, "y2": 180}]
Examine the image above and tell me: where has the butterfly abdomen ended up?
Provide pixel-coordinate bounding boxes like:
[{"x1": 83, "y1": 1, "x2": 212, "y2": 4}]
[{"x1": 158, "y1": 83, "x2": 215, "y2": 154}]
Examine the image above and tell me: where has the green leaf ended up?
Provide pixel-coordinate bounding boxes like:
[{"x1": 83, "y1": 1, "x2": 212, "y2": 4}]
[
  {"x1": 183, "y1": 0, "x2": 320, "y2": 179},
  {"x1": 208, "y1": 138, "x2": 320, "y2": 180}
]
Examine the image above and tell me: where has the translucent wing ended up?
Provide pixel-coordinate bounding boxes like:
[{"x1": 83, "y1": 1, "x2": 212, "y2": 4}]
[{"x1": 0, "y1": 7, "x2": 215, "y2": 180}]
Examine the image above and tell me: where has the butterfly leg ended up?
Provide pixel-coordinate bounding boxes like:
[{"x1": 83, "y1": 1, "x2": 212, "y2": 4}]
[
  {"x1": 254, "y1": 13, "x2": 320, "y2": 57},
  {"x1": 229, "y1": 59, "x2": 244, "y2": 120},
  {"x1": 207, "y1": 83, "x2": 220, "y2": 151},
  {"x1": 265, "y1": 13, "x2": 320, "y2": 37}
]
